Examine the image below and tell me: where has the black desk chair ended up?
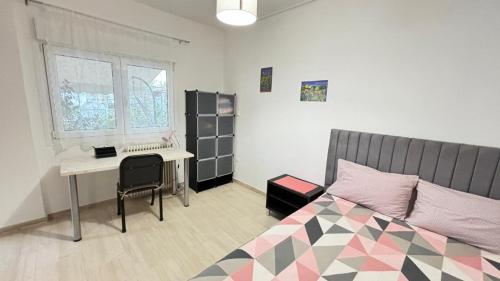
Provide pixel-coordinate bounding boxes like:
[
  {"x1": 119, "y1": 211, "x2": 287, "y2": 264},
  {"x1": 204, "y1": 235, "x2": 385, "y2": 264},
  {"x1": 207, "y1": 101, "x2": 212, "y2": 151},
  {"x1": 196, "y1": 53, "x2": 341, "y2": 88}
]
[{"x1": 117, "y1": 154, "x2": 164, "y2": 233}]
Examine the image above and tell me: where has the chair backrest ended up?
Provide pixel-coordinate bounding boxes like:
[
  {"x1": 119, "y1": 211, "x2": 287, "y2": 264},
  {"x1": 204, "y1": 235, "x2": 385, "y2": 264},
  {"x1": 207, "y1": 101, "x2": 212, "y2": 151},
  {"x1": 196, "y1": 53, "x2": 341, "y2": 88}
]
[{"x1": 119, "y1": 154, "x2": 164, "y2": 190}]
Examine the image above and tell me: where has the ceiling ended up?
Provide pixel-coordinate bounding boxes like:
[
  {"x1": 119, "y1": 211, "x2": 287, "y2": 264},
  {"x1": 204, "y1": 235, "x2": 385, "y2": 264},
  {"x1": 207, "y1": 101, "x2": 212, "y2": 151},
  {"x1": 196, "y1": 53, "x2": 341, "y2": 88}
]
[{"x1": 134, "y1": 0, "x2": 314, "y2": 28}]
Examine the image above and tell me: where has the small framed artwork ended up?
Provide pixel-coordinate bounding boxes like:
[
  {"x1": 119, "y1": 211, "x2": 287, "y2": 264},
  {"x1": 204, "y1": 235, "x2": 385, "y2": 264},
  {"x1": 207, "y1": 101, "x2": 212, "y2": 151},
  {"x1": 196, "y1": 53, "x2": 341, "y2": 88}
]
[
  {"x1": 260, "y1": 67, "x2": 273, "y2": 92},
  {"x1": 300, "y1": 80, "x2": 328, "y2": 102}
]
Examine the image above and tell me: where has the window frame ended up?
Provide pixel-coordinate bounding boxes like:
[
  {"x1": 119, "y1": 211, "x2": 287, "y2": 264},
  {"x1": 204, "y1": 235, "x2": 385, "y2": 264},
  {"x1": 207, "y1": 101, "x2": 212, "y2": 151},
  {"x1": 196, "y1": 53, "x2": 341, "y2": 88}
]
[
  {"x1": 44, "y1": 46, "x2": 174, "y2": 139},
  {"x1": 45, "y1": 46, "x2": 124, "y2": 139},
  {"x1": 120, "y1": 57, "x2": 174, "y2": 135}
]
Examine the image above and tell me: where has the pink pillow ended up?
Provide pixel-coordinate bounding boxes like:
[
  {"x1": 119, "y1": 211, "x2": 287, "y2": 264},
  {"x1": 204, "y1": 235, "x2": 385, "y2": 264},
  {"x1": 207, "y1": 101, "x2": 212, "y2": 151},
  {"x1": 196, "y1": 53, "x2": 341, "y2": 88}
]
[
  {"x1": 327, "y1": 159, "x2": 418, "y2": 220},
  {"x1": 406, "y1": 180, "x2": 500, "y2": 254}
]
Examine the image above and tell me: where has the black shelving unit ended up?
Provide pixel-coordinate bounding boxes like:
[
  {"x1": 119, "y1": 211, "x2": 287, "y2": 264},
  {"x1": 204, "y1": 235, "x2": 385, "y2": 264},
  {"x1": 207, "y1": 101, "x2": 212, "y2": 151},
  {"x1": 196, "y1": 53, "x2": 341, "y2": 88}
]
[{"x1": 185, "y1": 90, "x2": 236, "y2": 192}]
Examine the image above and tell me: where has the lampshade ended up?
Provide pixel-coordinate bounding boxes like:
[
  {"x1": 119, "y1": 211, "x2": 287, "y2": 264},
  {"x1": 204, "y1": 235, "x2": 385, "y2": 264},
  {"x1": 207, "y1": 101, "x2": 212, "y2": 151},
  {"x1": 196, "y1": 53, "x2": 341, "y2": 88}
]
[{"x1": 216, "y1": 0, "x2": 257, "y2": 26}]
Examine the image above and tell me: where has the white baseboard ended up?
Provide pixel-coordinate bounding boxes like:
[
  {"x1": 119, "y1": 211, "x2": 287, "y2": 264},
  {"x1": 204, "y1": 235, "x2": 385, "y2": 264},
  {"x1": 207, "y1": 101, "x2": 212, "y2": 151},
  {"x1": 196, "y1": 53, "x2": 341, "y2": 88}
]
[{"x1": 233, "y1": 178, "x2": 265, "y2": 195}]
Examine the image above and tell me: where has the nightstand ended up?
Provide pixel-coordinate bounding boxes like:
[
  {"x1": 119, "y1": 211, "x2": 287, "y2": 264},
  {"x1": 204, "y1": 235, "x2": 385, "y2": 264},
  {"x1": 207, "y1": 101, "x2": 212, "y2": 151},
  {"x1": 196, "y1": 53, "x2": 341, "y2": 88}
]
[{"x1": 266, "y1": 174, "x2": 324, "y2": 216}]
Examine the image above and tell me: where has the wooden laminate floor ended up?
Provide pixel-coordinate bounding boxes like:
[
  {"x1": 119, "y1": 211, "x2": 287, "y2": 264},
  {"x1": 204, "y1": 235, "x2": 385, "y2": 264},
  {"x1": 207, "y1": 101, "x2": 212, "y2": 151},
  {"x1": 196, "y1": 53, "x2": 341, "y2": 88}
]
[{"x1": 0, "y1": 183, "x2": 278, "y2": 281}]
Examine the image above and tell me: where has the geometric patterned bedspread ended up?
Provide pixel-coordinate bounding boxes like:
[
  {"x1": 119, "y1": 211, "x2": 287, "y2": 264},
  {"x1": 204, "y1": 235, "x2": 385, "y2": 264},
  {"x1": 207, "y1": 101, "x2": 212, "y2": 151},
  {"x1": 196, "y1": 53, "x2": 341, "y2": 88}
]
[{"x1": 191, "y1": 193, "x2": 500, "y2": 281}]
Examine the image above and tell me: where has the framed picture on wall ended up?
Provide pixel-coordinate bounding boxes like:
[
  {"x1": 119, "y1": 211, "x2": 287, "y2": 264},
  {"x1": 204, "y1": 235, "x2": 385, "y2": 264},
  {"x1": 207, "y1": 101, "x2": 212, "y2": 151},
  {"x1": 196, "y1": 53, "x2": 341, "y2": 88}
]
[
  {"x1": 300, "y1": 80, "x2": 328, "y2": 102},
  {"x1": 260, "y1": 67, "x2": 273, "y2": 92}
]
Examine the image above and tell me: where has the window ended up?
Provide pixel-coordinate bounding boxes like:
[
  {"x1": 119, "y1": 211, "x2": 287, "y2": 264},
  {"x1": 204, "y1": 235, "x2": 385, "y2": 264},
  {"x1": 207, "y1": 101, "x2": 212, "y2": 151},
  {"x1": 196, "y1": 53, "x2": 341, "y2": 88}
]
[
  {"x1": 45, "y1": 46, "x2": 173, "y2": 138},
  {"x1": 122, "y1": 59, "x2": 171, "y2": 133}
]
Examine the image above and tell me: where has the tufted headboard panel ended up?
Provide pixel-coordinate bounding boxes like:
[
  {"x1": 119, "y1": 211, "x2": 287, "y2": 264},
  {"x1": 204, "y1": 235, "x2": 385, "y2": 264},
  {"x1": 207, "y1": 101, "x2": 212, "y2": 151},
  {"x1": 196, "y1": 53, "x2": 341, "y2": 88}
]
[{"x1": 325, "y1": 129, "x2": 500, "y2": 199}]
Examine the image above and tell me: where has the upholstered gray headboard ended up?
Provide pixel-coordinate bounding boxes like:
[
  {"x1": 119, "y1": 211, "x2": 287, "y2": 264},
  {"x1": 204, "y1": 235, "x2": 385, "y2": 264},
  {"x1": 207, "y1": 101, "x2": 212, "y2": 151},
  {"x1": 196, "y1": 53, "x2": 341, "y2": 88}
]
[{"x1": 325, "y1": 129, "x2": 500, "y2": 199}]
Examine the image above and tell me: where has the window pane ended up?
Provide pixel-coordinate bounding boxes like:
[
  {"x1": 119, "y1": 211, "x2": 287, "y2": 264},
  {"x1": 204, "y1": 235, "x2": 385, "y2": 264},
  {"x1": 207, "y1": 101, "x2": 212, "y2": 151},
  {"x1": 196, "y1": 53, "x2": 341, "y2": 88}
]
[
  {"x1": 55, "y1": 55, "x2": 117, "y2": 131},
  {"x1": 127, "y1": 65, "x2": 169, "y2": 129}
]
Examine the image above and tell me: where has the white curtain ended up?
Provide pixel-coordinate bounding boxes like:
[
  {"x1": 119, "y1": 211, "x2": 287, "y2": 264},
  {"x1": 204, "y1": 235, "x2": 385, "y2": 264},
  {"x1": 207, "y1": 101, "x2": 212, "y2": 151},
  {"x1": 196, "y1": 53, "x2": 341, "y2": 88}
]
[
  {"x1": 30, "y1": 4, "x2": 187, "y2": 154},
  {"x1": 33, "y1": 5, "x2": 183, "y2": 62}
]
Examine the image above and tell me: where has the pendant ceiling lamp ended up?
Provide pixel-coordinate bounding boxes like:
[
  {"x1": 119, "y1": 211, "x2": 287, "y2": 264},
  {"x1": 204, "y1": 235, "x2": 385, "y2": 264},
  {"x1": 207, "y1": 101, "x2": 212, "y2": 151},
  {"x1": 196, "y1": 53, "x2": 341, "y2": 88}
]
[{"x1": 216, "y1": 0, "x2": 257, "y2": 26}]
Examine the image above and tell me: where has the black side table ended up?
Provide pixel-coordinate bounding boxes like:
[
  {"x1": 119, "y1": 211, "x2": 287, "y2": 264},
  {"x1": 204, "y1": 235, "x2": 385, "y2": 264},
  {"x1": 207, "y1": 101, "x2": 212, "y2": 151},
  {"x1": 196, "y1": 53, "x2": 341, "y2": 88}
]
[{"x1": 266, "y1": 174, "x2": 324, "y2": 216}]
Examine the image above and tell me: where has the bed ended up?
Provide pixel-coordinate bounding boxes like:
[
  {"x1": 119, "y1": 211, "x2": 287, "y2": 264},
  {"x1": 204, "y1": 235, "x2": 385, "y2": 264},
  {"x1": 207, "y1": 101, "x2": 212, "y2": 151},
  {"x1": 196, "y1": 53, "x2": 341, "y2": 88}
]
[{"x1": 191, "y1": 129, "x2": 500, "y2": 281}]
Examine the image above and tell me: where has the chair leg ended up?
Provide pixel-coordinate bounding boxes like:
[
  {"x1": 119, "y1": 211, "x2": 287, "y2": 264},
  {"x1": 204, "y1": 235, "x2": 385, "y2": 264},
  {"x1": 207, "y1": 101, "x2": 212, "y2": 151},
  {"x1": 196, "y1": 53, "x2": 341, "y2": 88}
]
[
  {"x1": 117, "y1": 191, "x2": 121, "y2": 215},
  {"x1": 150, "y1": 190, "x2": 155, "y2": 206},
  {"x1": 159, "y1": 188, "x2": 164, "y2": 222},
  {"x1": 121, "y1": 197, "x2": 126, "y2": 233}
]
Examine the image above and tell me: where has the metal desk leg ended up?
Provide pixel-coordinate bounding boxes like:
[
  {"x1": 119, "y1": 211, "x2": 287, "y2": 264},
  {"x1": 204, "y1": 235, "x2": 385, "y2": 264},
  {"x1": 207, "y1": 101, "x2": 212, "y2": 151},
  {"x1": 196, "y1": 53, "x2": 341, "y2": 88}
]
[
  {"x1": 183, "y1": 158, "x2": 189, "y2": 207},
  {"x1": 69, "y1": 175, "x2": 82, "y2": 242},
  {"x1": 172, "y1": 160, "x2": 177, "y2": 195}
]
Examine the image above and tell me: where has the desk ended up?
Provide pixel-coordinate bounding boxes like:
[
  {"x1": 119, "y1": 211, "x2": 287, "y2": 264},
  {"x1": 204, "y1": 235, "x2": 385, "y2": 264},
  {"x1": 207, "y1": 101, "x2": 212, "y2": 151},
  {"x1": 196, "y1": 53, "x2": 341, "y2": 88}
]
[{"x1": 60, "y1": 149, "x2": 194, "y2": 242}]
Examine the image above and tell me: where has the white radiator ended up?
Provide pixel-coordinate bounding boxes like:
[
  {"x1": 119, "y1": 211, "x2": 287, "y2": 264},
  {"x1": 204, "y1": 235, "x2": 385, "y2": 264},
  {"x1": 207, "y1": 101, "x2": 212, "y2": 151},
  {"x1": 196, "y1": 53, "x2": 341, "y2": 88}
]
[
  {"x1": 126, "y1": 142, "x2": 170, "y2": 152},
  {"x1": 125, "y1": 143, "x2": 177, "y2": 198}
]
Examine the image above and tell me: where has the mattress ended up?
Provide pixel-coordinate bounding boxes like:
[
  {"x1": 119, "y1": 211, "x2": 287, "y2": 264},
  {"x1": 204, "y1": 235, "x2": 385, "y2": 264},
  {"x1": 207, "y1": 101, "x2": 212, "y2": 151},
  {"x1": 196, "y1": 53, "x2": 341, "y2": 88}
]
[{"x1": 191, "y1": 193, "x2": 500, "y2": 281}]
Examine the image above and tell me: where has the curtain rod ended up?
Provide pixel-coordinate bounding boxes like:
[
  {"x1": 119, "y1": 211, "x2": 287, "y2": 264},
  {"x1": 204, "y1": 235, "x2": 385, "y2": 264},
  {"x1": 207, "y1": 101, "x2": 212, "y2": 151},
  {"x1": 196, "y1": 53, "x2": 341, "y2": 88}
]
[{"x1": 25, "y1": 0, "x2": 191, "y2": 45}]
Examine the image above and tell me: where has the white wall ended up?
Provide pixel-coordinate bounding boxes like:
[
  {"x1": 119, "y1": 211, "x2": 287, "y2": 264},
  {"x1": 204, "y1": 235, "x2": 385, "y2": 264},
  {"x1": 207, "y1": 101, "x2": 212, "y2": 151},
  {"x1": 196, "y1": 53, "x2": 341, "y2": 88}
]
[
  {"x1": 225, "y1": 0, "x2": 500, "y2": 192},
  {"x1": 3, "y1": 0, "x2": 500, "y2": 228},
  {"x1": 0, "y1": 0, "x2": 46, "y2": 228},
  {"x1": 0, "y1": 0, "x2": 225, "y2": 227}
]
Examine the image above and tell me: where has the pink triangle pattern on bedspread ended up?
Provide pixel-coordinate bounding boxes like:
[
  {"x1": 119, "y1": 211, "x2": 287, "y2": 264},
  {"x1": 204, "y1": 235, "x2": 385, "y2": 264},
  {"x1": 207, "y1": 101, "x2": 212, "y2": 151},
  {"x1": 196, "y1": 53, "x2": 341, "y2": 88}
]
[{"x1": 191, "y1": 194, "x2": 500, "y2": 281}]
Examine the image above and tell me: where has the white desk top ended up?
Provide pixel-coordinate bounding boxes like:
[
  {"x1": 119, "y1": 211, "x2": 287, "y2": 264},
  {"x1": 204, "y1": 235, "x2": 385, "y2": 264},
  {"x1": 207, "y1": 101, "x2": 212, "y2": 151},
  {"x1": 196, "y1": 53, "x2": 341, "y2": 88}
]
[{"x1": 60, "y1": 149, "x2": 194, "y2": 177}]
